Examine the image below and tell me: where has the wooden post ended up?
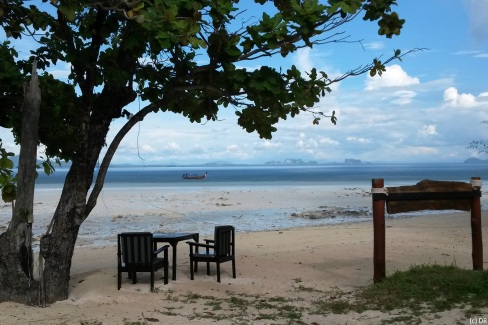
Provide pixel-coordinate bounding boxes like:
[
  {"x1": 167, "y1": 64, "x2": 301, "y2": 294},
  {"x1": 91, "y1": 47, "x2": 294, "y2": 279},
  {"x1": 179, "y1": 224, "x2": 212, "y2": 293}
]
[
  {"x1": 470, "y1": 176, "x2": 483, "y2": 270},
  {"x1": 372, "y1": 178, "x2": 386, "y2": 283}
]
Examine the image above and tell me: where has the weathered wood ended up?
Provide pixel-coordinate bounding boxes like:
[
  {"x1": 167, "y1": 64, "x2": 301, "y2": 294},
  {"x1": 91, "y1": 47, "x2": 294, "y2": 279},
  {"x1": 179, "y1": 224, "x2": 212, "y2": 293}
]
[
  {"x1": 372, "y1": 177, "x2": 483, "y2": 282},
  {"x1": 471, "y1": 177, "x2": 483, "y2": 270},
  {"x1": 372, "y1": 178, "x2": 386, "y2": 283},
  {"x1": 386, "y1": 179, "x2": 473, "y2": 213},
  {"x1": 0, "y1": 60, "x2": 41, "y2": 304}
]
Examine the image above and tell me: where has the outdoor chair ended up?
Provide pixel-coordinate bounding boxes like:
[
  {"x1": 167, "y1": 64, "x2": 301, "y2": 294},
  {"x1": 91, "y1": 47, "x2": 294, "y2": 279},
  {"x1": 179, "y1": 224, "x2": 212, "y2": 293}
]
[
  {"x1": 187, "y1": 225, "x2": 236, "y2": 282},
  {"x1": 117, "y1": 232, "x2": 169, "y2": 290}
]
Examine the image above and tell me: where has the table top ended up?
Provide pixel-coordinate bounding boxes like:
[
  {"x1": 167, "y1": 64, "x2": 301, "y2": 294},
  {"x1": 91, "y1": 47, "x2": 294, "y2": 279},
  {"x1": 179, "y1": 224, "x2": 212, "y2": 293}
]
[{"x1": 153, "y1": 232, "x2": 198, "y2": 240}]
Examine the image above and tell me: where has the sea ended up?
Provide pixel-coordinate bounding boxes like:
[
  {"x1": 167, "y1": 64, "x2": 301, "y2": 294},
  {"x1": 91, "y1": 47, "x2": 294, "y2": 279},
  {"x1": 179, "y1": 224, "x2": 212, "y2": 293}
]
[
  {"x1": 36, "y1": 162, "x2": 488, "y2": 189},
  {"x1": 26, "y1": 163, "x2": 488, "y2": 246}
]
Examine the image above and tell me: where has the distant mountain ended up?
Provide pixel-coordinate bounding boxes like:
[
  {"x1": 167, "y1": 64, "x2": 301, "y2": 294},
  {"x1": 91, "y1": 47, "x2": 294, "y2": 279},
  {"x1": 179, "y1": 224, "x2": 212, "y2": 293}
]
[
  {"x1": 264, "y1": 159, "x2": 318, "y2": 166},
  {"x1": 8, "y1": 155, "x2": 42, "y2": 168},
  {"x1": 464, "y1": 158, "x2": 488, "y2": 164},
  {"x1": 202, "y1": 161, "x2": 235, "y2": 166},
  {"x1": 345, "y1": 158, "x2": 361, "y2": 165},
  {"x1": 7, "y1": 156, "x2": 71, "y2": 169}
]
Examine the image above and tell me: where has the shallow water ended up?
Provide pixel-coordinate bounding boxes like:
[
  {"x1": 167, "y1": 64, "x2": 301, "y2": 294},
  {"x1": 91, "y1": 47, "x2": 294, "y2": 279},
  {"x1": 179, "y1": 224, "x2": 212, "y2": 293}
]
[{"x1": 3, "y1": 163, "x2": 488, "y2": 248}]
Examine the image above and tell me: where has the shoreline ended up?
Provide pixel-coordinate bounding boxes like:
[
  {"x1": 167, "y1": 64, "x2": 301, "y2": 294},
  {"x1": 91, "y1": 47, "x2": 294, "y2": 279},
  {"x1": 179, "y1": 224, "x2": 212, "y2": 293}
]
[
  {"x1": 2, "y1": 185, "x2": 486, "y2": 249},
  {"x1": 3, "y1": 186, "x2": 375, "y2": 246}
]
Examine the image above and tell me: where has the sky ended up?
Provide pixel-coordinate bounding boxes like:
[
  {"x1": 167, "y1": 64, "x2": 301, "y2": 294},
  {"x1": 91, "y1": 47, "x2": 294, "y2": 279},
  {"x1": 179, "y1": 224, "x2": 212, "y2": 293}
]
[{"x1": 1, "y1": 0, "x2": 488, "y2": 165}]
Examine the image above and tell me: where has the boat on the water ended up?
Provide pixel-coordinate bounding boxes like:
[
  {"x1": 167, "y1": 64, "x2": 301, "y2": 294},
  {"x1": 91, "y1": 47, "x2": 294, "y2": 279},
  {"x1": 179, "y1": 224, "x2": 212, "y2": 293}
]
[{"x1": 182, "y1": 172, "x2": 207, "y2": 180}]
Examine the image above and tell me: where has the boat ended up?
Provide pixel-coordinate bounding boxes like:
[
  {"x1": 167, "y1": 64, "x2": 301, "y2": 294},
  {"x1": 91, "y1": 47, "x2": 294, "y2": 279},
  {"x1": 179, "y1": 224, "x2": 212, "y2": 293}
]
[{"x1": 182, "y1": 172, "x2": 207, "y2": 180}]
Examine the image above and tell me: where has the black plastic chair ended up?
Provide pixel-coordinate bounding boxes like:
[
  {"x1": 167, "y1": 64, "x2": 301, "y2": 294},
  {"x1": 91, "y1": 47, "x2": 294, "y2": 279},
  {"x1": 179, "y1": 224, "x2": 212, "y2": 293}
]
[
  {"x1": 187, "y1": 225, "x2": 236, "y2": 282},
  {"x1": 117, "y1": 232, "x2": 169, "y2": 290}
]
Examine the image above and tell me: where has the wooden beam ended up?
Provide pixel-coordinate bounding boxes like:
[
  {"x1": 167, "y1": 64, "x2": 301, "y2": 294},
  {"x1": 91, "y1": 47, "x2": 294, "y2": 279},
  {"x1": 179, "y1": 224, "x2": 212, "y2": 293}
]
[
  {"x1": 386, "y1": 180, "x2": 475, "y2": 213},
  {"x1": 372, "y1": 178, "x2": 386, "y2": 283},
  {"x1": 471, "y1": 177, "x2": 483, "y2": 270}
]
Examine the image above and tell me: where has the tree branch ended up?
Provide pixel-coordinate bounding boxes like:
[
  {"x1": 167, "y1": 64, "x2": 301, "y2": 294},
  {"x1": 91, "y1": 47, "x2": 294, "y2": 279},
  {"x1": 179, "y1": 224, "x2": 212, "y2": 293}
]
[
  {"x1": 237, "y1": 10, "x2": 347, "y2": 61},
  {"x1": 84, "y1": 101, "x2": 161, "y2": 217},
  {"x1": 325, "y1": 48, "x2": 426, "y2": 85}
]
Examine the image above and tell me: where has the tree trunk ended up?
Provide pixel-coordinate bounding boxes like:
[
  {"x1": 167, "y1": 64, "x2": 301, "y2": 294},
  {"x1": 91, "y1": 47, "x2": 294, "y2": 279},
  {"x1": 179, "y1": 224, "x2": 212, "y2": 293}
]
[
  {"x1": 0, "y1": 61, "x2": 41, "y2": 304},
  {"x1": 38, "y1": 87, "x2": 138, "y2": 304},
  {"x1": 39, "y1": 163, "x2": 87, "y2": 303},
  {"x1": 0, "y1": 62, "x2": 143, "y2": 303}
]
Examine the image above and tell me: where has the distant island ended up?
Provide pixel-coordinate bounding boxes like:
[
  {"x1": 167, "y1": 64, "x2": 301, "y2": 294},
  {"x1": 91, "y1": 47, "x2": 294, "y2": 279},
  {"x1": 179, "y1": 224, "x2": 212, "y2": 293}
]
[
  {"x1": 264, "y1": 159, "x2": 318, "y2": 166},
  {"x1": 344, "y1": 159, "x2": 362, "y2": 165},
  {"x1": 264, "y1": 158, "x2": 368, "y2": 166},
  {"x1": 464, "y1": 158, "x2": 488, "y2": 164}
]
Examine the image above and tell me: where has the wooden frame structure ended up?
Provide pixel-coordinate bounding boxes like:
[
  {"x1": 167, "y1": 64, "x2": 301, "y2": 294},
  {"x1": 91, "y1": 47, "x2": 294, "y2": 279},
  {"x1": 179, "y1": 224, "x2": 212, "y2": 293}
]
[{"x1": 371, "y1": 177, "x2": 483, "y2": 283}]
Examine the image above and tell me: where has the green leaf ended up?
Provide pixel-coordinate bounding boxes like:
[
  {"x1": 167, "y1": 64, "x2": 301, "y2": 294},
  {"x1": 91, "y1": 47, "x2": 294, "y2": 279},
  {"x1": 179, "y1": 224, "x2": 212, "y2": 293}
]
[
  {"x1": 58, "y1": 4, "x2": 75, "y2": 22},
  {"x1": 133, "y1": 2, "x2": 145, "y2": 11},
  {"x1": 0, "y1": 156, "x2": 14, "y2": 170},
  {"x1": 1, "y1": 183, "x2": 16, "y2": 203}
]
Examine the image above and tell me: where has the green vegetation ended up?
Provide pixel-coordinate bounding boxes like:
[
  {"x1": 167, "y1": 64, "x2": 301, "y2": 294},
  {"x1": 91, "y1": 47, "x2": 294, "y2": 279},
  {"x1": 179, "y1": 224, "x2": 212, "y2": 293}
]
[
  {"x1": 358, "y1": 264, "x2": 488, "y2": 313},
  {"x1": 312, "y1": 264, "x2": 488, "y2": 323},
  {"x1": 147, "y1": 265, "x2": 488, "y2": 324}
]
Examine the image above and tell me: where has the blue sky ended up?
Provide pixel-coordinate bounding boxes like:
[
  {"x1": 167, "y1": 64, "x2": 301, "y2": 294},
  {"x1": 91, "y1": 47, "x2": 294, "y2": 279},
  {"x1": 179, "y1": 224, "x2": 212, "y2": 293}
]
[{"x1": 2, "y1": 0, "x2": 488, "y2": 165}]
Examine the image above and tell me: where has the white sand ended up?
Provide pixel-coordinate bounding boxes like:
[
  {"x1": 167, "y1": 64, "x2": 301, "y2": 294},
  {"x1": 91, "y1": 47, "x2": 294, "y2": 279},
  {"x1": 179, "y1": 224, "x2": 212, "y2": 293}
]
[{"x1": 0, "y1": 187, "x2": 487, "y2": 324}]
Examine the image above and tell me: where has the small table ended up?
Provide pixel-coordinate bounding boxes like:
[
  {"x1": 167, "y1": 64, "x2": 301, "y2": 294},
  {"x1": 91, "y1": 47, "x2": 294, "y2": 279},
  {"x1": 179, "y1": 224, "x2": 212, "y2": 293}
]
[{"x1": 153, "y1": 232, "x2": 199, "y2": 280}]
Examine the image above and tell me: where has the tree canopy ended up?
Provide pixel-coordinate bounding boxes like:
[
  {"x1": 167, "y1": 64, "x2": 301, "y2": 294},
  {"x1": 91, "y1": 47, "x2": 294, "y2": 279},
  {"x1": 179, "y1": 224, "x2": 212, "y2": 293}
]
[
  {"x1": 0, "y1": 0, "x2": 411, "y2": 304},
  {"x1": 1, "y1": 0, "x2": 407, "y2": 160}
]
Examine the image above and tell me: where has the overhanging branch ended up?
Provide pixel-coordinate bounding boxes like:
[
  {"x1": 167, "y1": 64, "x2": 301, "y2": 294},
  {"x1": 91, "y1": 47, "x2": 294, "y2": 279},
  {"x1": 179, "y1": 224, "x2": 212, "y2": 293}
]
[{"x1": 84, "y1": 101, "x2": 161, "y2": 217}]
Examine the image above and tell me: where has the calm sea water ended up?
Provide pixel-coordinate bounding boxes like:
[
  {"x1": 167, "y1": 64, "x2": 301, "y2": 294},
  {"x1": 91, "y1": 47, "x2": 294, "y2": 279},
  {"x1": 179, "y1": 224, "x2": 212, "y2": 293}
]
[
  {"x1": 29, "y1": 163, "x2": 488, "y2": 245},
  {"x1": 35, "y1": 163, "x2": 488, "y2": 189}
]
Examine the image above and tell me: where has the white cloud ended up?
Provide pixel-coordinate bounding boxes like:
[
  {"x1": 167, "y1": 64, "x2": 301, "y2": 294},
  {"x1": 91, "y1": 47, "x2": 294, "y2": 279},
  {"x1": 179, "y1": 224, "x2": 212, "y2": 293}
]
[
  {"x1": 191, "y1": 144, "x2": 207, "y2": 154},
  {"x1": 365, "y1": 64, "x2": 420, "y2": 90},
  {"x1": 254, "y1": 141, "x2": 283, "y2": 150},
  {"x1": 296, "y1": 137, "x2": 318, "y2": 150},
  {"x1": 452, "y1": 50, "x2": 488, "y2": 59},
  {"x1": 139, "y1": 143, "x2": 158, "y2": 154},
  {"x1": 364, "y1": 42, "x2": 384, "y2": 50},
  {"x1": 346, "y1": 137, "x2": 370, "y2": 144},
  {"x1": 48, "y1": 63, "x2": 72, "y2": 80},
  {"x1": 418, "y1": 125, "x2": 438, "y2": 136},
  {"x1": 443, "y1": 87, "x2": 477, "y2": 108},
  {"x1": 166, "y1": 142, "x2": 181, "y2": 150},
  {"x1": 404, "y1": 146, "x2": 439, "y2": 155},
  {"x1": 453, "y1": 50, "x2": 481, "y2": 55},
  {"x1": 225, "y1": 144, "x2": 241, "y2": 153},
  {"x1": 391, "y1": 90, "x2": 417, "y2": 105},
  {"x1": 295, "y1": 48, "x2": 314, "y2": 74},
  {"x1": 479, "y1": 92, "x2": 488, "y2": 101},
  {"x1": 291, "y1": 47, "x2": 341, "y2": 91},
  {"x1": 224, "y1": 144, "x2": 251, "y2": 160},
  {"x1": 318, "y1": 137, "x2": 339, "y2": 145},
  {"x1": 234, "y1": 64, "x2": 261, "y2": 72}
]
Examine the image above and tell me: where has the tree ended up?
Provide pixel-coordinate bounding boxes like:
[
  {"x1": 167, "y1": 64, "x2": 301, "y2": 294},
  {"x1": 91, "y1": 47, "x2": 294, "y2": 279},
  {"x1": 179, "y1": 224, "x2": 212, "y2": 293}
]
[
  {"x1": 469, "y1": 121, "x2": 488, "y2": 155},
  {"x1": 0, "y1": 0, "x2": 412, "y2": 304}
]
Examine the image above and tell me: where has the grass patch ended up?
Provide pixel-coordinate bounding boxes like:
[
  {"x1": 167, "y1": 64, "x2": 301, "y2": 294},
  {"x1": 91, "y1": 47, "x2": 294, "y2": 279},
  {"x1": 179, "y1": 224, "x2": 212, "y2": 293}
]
[
  {"x1": 312, "y1": 264, "x2": 488, "y2": 321},
  {"x1": 204, "y1": 299, "x2": 223, "y2": 311},
  {"x1": 154, "y1": 265, "x2": 488, "y2": 324},
  {"x1": 358, "y1": 264, "x2": 488, "y2": 313}
]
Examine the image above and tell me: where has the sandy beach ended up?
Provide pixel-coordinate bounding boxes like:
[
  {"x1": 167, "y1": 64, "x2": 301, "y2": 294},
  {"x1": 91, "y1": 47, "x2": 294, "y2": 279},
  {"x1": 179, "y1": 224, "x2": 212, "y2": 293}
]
[{"x1": 0, "y1": 186, "x2": 487, "y2": 324}]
